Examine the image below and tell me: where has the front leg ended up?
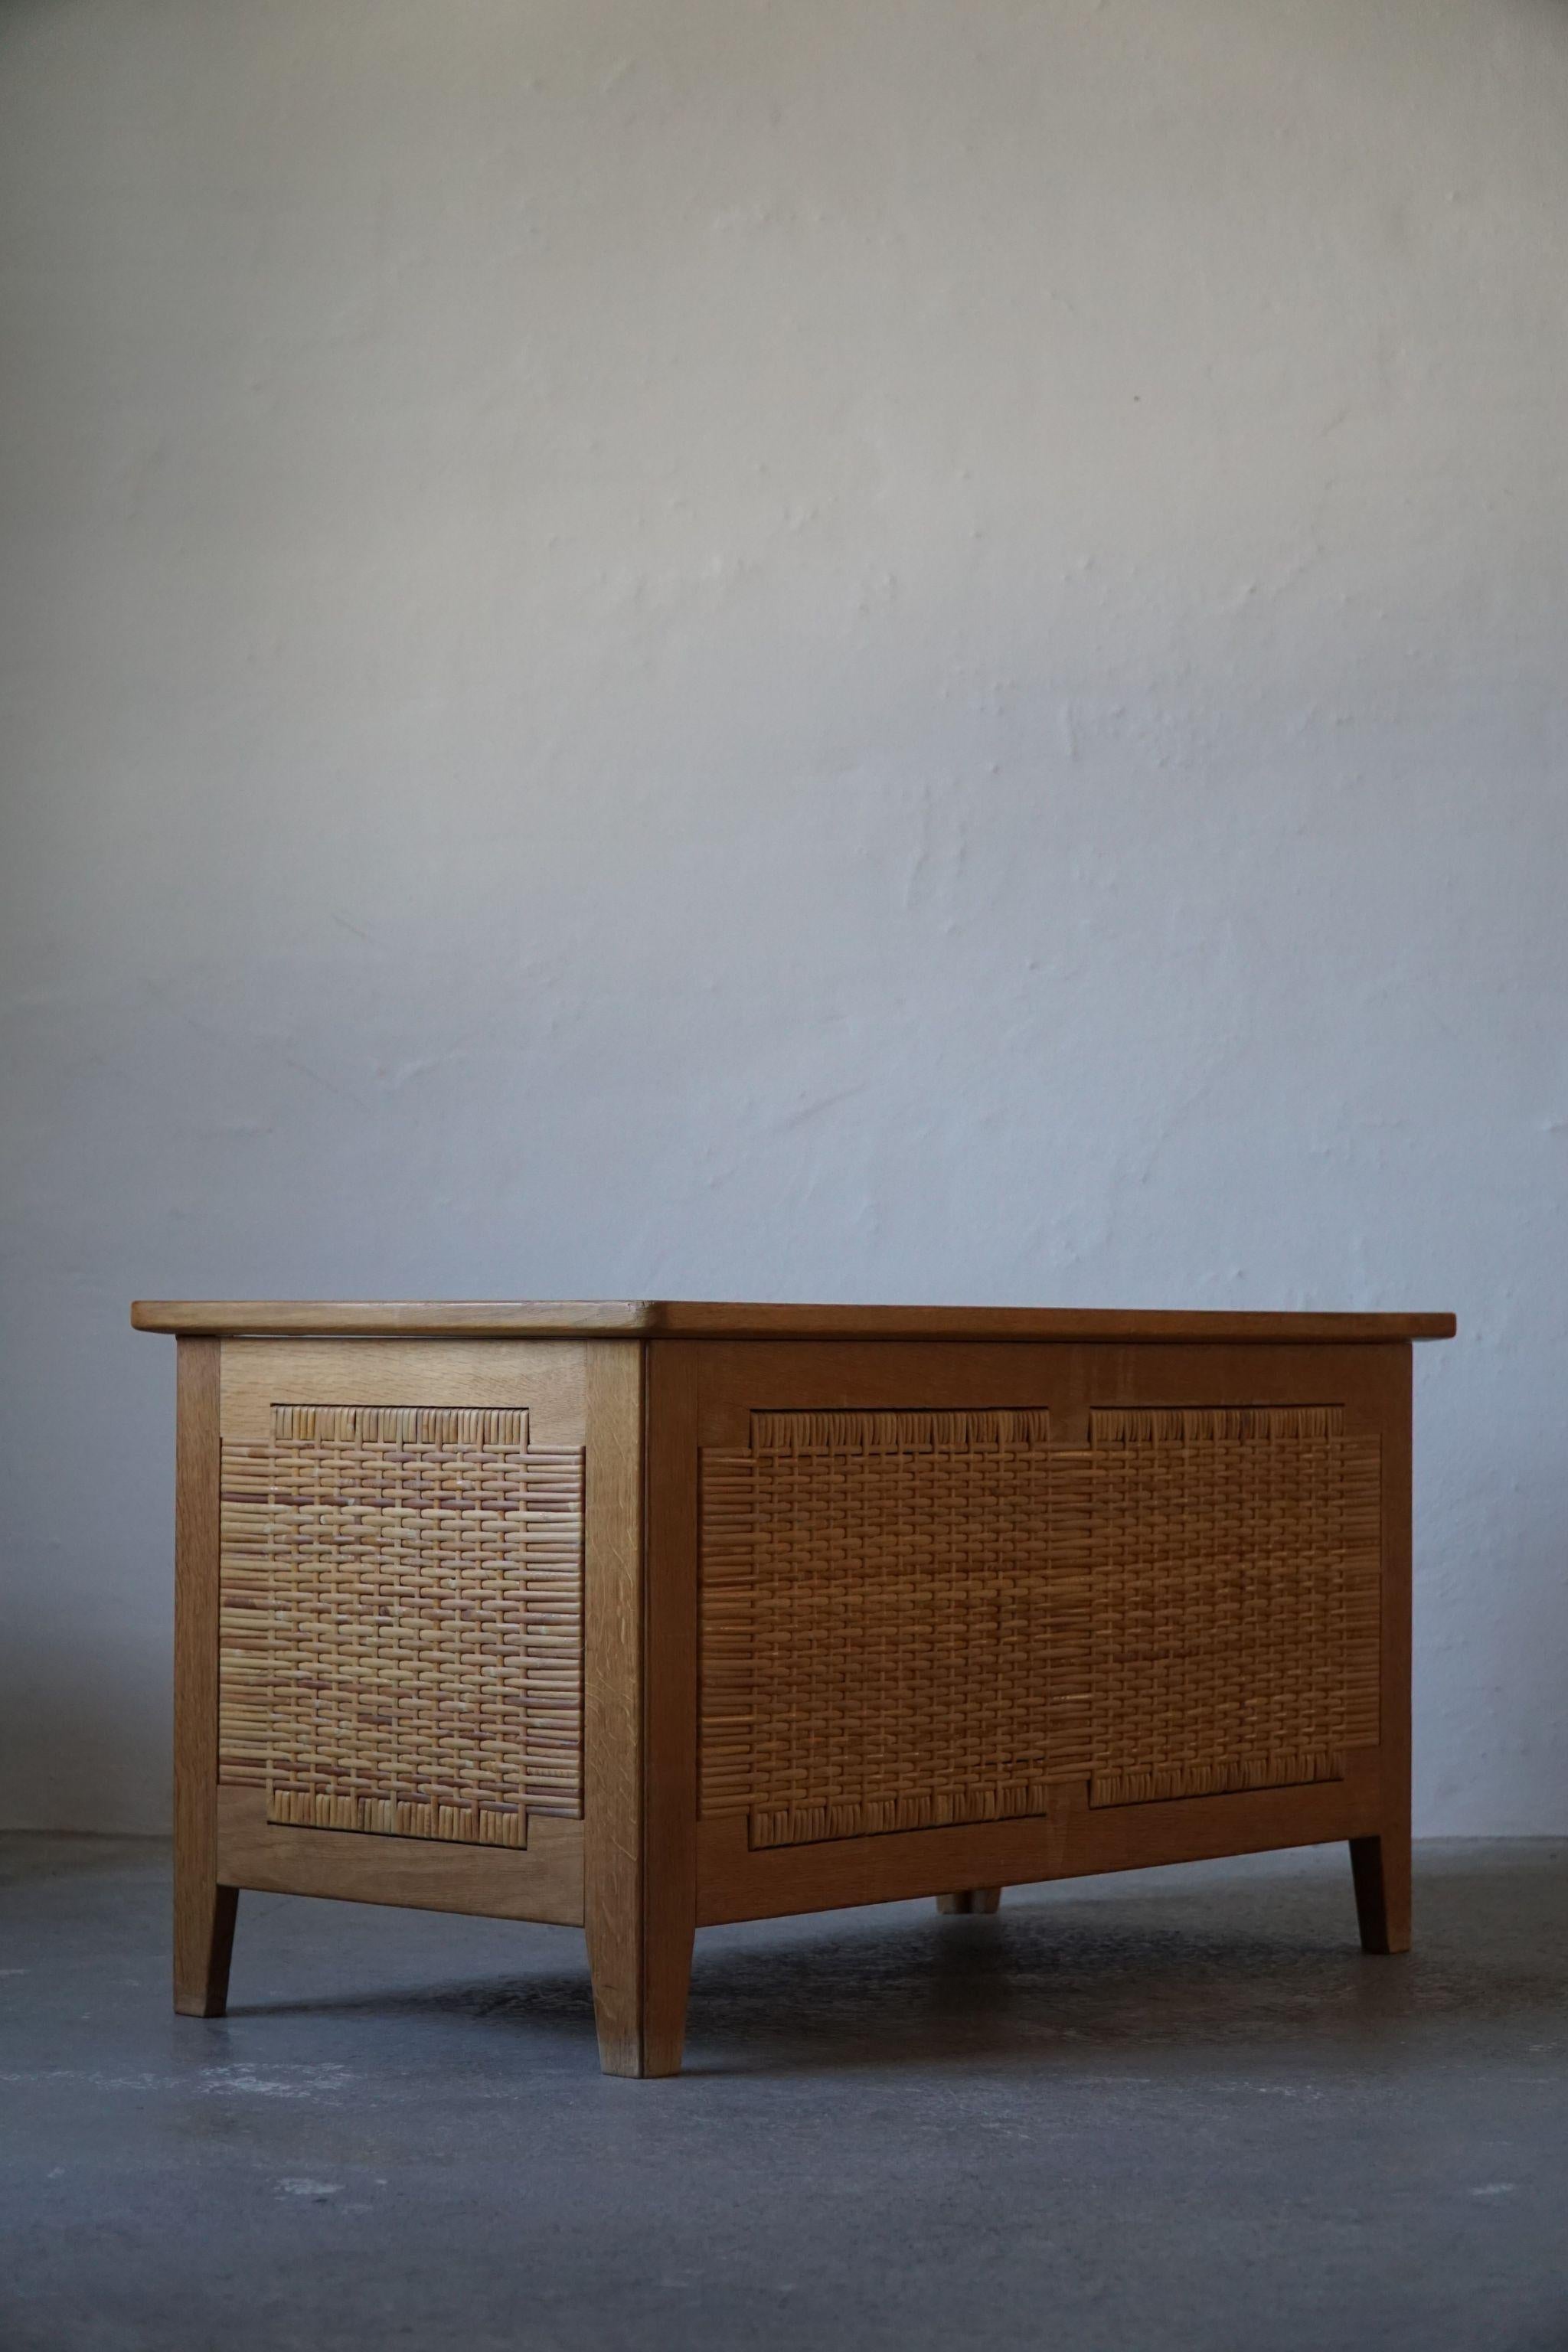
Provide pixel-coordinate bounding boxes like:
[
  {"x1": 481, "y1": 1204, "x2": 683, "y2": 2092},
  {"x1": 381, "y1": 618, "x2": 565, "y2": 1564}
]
[
  {"x1": 175, "y1": 1880, "x2": 238, "y2": 2017},
  {"x1": 587, "y1": 1911, "x2": 693, "y2": 2079},
  {"x1": 1350, "y1": 1831, "x2": 1410, "y2": 1955},
  {"x1": 583, "y1": 1341, "x2": 695, "y2": 2076},
  {"x1": 172, "y1": 1338, "x2": 237, "y2": 2016}
]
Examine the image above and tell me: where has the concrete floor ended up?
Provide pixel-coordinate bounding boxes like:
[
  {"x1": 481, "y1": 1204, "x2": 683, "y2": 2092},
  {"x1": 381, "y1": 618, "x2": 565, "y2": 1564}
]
[{"x1": 2, "y1": 1838, "x2": 1565, "y2": 2351}]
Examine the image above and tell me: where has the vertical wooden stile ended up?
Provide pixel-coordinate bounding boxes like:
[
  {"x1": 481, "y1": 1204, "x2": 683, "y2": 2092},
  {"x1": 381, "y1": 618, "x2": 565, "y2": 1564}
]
[
  {"x1": 583, "y1": 1341, "x2": 647, "y2": 2072},
  {"x1": 639, "y1": 1342, "x2": 700, "y2": 2076},
  {"x1": 172, "y1": 1337, "x2": 237, "y2": 2014},
  {"x1": 1352, "y1": 1341, "x2": 1413, "y2": 1953}
]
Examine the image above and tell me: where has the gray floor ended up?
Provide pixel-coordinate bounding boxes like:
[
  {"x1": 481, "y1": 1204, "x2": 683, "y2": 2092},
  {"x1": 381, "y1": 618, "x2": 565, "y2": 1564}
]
[{"x1": 2, "y1": 1838, "x2": 1565, "y2": 2352}]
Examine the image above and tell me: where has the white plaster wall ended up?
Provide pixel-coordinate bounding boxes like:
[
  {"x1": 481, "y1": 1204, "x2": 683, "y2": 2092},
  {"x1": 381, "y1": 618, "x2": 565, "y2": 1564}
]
[{"x1": 2, "y1": 0, "x2": 1564, "y2": 1834}]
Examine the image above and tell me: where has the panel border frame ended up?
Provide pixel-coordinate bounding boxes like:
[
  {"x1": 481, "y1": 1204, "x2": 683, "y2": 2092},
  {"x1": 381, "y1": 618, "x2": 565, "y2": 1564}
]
[
  {"x1": 682, "y1": 1338, "x2": 1409, "y2": 1929},
  {"x1": 211, "y1": 1335, "x2": 596, "y2": 1928}
]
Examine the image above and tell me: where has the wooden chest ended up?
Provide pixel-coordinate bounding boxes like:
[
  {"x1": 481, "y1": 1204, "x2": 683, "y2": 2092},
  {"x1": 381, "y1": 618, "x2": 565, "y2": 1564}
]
[{"x1": 134, "y1": 1298, "x2": 1453, "y2": 2075}]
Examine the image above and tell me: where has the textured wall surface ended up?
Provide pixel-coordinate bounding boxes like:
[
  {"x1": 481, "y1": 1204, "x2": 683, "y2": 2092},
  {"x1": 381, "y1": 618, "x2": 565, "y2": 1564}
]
[{"x1": 2, "y1": 0, "x2": 1564, "y2": 1833}]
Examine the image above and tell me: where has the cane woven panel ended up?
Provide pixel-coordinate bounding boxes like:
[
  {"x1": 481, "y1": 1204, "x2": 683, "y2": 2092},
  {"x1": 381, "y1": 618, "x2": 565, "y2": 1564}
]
[
  {"x1": 219, "y1": 1405, "x2": 583, "y2": 1846},
  {"x1": 1083, "y1": 1407, "x2": 1380, "y2": 1805},
  {"x1": 699, "y1": 1406, "x2": 1380, "y2": 1849}
]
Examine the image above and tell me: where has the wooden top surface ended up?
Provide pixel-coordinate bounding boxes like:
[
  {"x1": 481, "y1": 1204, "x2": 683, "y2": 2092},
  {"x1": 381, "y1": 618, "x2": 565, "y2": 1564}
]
[{"x1": 132, "y1": 1299, "x2": 1456, "y2": 1343}]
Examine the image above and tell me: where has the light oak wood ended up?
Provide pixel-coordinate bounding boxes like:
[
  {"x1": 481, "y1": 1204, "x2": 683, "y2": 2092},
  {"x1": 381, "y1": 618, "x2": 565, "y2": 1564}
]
[
  {"x1": 686, "y1": 1344, "x2": 1403, "y2": 1936},
  {"x1": 1350, "y1": 1831, "x2": 1410, "y2": 1955},
  {"x1": 1354, "y1": 1342, "x2": 1414, "y2": 1953},
  {"x1": 698, "y1": 1796, "x2": 1073, "y2": 1923},
  {"x1": 139, "y1": 1306, "x2": 1449, "y2": 2075},
  {"x1": 639, "y1": 1344, "x2": 701, "y2": 2076},
  {"x1": 219, "y1": 1338, "x2": 587, "y2": 1446},
  {"x1": 215, "y1": 1788, "x2": 583, "y2": 1922},
  {"x1": 173, "y1": 1338, "x2": 236, "y2": 2015},
  {"x1": 685, "y1": 1336, "x2": 1405, "y2": 1442},
  {"x1": 138, "y1": 1299, "x2": 652, "y2": 1338},
  {"x1": 698, "y1": 1752, "x2": 1383, "y2": 1926},
  {"x1": 135, "y1": 1299, "x2": 1456, "y2": 1344},
  {"x1": 647, "y1": 1305, "x2": 1454, "y2": 1344},
  {"x1": 582, "y1": 1344, "x2": 649, "y2": 2073}
]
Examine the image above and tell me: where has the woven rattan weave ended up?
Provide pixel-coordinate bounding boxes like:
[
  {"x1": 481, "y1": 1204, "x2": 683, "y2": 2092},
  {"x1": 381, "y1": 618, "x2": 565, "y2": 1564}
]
[
  {"x1": 700, "y1": 1404, "x2": 1381, "y2": 1848},
  {"x1": 701, "y1": 1410, "x2": 1080, "y2": 1848},
  {"x1": 220, "y1": 1404, "x2": 583, "y2": 1845},
  {"x1": 1083, "y1": 1405, "x2": 1380, "y2": 1805}
]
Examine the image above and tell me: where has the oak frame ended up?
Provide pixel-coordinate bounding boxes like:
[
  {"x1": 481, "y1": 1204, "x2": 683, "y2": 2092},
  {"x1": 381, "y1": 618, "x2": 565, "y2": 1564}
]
[{"x1": 151, "y1": 1306, "x2": 1439, "y2": 2076}]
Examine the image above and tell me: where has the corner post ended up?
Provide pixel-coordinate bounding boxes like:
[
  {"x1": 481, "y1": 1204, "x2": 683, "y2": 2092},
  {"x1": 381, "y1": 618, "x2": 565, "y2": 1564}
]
[
  {"x1": 1353, "y1": 1341, "x2": 1413, "y2": 1955},
  {"x1": 584, "y1": 1341, "x2": 694, "y2": 2075},
  {"x1": 173, "y1": 1336, "x2": 237, "y2": 2014},
  {"x1": 640, "y1": 1342, "x2": 699, "y2": 2072},
  {"x1": 583, "y1": 1342, "x2": 647, "y2": 2070}
]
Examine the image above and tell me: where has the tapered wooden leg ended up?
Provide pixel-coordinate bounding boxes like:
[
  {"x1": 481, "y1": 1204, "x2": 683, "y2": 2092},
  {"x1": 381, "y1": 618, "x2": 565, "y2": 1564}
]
[
  {"x1": 1350, "y1": 1831, "x2": 1410, "y2": 1955},
  {"x1": 175, "y1": 1880, "x2": 238, "y2": 2017},
  {"x1": 587, "y1": 1915, "x2": 693, "y2": 2079},
  {"x1": 173, "y1": 1339, "x2": 236, "y2": 2017},
  {"x1": 640, "y1": 1922, "x2": 693, "y2": 2076},
  {"x1": 936, "y1": 1888, "x2": 1003, "y2": 1915},
  {"x1": 1357, "y1": 1349, "x2": 1413, "y2": 1959}
]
